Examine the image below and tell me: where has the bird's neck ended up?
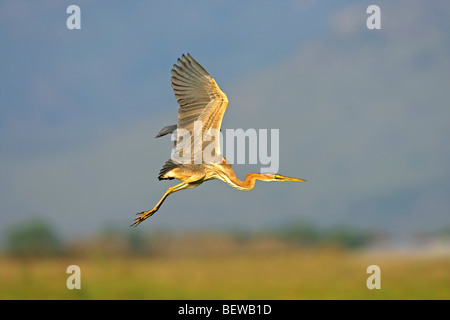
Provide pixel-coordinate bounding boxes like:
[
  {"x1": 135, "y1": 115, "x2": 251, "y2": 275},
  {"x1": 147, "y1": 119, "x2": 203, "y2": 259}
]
[{"x1": 226, "y1": 172, "x2": 271, "y2": 191}]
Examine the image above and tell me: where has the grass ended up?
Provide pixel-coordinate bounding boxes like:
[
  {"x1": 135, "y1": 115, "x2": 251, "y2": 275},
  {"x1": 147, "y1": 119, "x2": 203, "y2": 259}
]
[{"x1": 1, "y1": 247, "x2": 449, "y2": 299}]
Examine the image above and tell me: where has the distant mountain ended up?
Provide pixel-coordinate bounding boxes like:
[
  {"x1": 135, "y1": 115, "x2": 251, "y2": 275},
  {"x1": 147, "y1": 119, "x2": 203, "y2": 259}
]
[{"x1": 223, "y1": 1, "x2": 450, "y2": 233}]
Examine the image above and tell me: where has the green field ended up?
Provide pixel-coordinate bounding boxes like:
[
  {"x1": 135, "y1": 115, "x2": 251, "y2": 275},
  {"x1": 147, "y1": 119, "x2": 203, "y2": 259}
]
[{"x1": 1, "y1": 247, "x2": 449, "y2": 299}]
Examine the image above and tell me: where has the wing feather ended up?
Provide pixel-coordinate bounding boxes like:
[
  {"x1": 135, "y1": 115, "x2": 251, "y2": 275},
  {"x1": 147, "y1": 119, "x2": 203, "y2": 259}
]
[{"x1": 171, "y1": 53, "x2": 228, "y2": 163}]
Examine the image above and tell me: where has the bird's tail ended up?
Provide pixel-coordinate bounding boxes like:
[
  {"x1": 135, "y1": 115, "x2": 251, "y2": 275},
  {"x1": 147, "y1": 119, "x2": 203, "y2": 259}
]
[{"x1": 158, "y1": 159, "x2": 180, "y2": 180}]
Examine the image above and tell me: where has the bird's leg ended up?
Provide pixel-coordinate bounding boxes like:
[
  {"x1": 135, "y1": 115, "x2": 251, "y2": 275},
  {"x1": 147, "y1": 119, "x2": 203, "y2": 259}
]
[{"x1": 131, "y1": 182, "x2": 189, "y2": 227}]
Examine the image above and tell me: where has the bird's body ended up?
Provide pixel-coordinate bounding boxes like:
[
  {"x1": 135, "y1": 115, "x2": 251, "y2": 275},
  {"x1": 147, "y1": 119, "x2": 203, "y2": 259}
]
[{"x1": 131, "y1": 54, "x2": 306, "y2": 226}]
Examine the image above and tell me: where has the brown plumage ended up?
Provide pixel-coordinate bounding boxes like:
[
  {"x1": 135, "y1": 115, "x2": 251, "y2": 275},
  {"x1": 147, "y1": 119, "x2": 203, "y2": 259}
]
[{"x1": 131, "y1": 53, "x2": 306, "y2": 227}]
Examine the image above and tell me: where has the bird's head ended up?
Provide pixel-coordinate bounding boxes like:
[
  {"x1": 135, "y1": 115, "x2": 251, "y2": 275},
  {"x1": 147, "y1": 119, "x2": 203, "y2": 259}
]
[{"x1": 270, "y1": 174, "x2": 307, "y2": 182}]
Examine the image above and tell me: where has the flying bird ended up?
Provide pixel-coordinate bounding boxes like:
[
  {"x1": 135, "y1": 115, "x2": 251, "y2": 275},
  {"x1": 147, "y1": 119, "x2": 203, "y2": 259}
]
[{"x1": 131, "y1": 53, "x2": 306, "y2": 226}]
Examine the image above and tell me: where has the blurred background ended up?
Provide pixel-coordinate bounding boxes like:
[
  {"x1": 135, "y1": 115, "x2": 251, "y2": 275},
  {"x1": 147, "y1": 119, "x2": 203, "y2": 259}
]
[{"x1": 1, "y1": 0, "x2": 449, "y2": 299}]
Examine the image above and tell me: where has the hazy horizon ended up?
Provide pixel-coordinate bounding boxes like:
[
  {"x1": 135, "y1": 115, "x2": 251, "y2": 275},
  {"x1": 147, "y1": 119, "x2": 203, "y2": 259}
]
[{"x1": 1, "y1": 1, "x2": 449, "y2": 241}]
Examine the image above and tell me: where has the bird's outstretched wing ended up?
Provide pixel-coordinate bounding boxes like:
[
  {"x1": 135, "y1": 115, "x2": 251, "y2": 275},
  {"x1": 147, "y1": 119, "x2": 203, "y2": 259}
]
[{"x1": 171, "y1": 53, "x2": 228, "y2": 163}]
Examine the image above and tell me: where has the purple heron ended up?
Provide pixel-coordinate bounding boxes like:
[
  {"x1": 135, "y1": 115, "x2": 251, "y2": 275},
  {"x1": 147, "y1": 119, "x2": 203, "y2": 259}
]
[{"x1": 131, "y1": 53, "x2": 306, "y2": 226}]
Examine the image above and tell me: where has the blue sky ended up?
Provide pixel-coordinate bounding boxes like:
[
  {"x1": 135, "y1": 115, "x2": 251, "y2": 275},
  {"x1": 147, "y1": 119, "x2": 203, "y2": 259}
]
[{"x1": 1, "y1": 1, "x2": 449, "y2": 239}]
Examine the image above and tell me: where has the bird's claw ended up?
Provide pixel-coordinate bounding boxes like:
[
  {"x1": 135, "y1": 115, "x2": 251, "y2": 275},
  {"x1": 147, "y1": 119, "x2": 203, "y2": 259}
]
[{"x1": 130, "y1": 209, "x2": 156, "y2": 227}]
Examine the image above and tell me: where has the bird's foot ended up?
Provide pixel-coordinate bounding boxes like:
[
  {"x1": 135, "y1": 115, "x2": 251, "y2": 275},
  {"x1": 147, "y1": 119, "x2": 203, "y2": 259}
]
[{"x1": 130, "y1": 208, "x2": 157, "y2": 227}]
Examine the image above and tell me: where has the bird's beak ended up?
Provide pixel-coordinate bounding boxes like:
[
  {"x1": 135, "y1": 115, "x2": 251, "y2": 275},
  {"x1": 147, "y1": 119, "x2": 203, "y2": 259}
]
[{"x1": 274, "y1": 174, "x2": 307, "y2": 182}]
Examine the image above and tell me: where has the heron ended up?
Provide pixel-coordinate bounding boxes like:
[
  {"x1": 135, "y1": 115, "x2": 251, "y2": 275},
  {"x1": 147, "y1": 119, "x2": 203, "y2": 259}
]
[{"x1": 131, "y1": 53, "x2": 306, "y2": 227}]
